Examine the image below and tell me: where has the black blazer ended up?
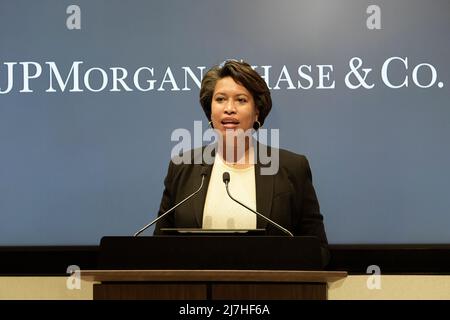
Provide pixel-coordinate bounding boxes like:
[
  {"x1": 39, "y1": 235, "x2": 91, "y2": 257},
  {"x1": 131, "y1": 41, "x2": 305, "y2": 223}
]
[{"x1": 154, "y1": 144, "x2": 328, "y2": 250}]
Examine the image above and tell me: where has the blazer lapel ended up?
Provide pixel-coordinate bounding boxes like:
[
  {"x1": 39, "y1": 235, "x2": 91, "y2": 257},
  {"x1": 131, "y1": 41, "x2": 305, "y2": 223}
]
[
  {"x1": 255, "y1": 144, "x2": 274, "y2": 229},
  {"x1": 191, "y1": 143, "x2": 274, "y2": 229},
  {"x1": 192, "y1": 146, "x2": 214, "y2": 227}
]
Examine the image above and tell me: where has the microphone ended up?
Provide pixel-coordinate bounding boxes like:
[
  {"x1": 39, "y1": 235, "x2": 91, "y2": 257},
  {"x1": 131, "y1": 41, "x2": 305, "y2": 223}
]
[
  {"x1": 222, "y1": 172, "x2": 294, "y2": 237},
  {"x1": 134, "y1": 166, "x2": 209, "y2": 237}
]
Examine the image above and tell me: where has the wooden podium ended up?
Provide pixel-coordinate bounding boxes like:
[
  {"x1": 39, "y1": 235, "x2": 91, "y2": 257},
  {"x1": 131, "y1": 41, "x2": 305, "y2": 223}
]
[
  {"x1": 81, "y1": 236, "x2": 347, "y2": 300},
  {"x1": 82, "y1": 269, "x2": 346, "y2": 300}
]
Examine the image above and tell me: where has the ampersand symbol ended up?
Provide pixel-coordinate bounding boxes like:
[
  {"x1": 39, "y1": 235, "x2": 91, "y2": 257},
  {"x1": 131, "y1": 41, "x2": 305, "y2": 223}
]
[{"x1": 345, "y1": 57, "x2": 375, "y2": 89}]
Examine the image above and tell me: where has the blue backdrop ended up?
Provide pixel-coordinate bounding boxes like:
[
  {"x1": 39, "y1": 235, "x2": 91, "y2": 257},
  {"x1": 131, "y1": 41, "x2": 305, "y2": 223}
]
[{"x1": 1, "y1": 0, "x2": 449, "y2": 244}]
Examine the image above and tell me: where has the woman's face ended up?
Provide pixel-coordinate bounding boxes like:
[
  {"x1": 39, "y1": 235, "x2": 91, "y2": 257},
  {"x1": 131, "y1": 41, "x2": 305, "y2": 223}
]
[{"x1": 210, "y1": 76, "x2": 259, "y2": 136}]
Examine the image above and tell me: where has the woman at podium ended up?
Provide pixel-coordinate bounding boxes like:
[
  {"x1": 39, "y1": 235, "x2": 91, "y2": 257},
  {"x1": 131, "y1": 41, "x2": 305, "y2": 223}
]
[{"x1": 153, "y1": 60, "x2": 329, "y2": 263}]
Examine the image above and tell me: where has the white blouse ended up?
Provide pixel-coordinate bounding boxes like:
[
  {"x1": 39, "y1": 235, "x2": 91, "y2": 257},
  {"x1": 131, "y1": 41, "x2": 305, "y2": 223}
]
[{"x1": 202, "y1": 154, "x2": 257, "y2": 229}]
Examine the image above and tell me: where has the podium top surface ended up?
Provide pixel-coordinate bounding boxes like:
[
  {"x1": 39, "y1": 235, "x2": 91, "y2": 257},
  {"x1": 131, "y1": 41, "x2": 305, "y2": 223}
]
[{"x1": 81, "y1": 269, "x2": 347, "y2": 283}]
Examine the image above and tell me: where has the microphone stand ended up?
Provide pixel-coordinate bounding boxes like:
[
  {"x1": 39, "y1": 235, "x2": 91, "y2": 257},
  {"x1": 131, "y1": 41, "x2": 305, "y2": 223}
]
[{"x1": 223, "y1": 172, "x2": 294, "y2": 237}]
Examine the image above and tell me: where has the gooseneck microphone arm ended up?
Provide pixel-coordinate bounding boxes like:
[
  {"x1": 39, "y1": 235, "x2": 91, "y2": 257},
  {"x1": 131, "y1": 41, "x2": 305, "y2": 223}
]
[
  {"x1": 222, "y1": 172, "x2": 294, "y2": 237},
  {"x1": 134, "y1": 167, "x2": 208, "y2": 237}
]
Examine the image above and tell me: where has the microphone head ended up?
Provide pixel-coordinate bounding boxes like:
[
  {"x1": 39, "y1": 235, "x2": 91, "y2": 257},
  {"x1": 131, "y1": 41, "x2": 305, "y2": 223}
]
[
  {"x1": 200, "y1": 166, "x2": 209, "y2": 177},
  {"x1": 222, "y1": 172, "x2": 230, "y2": 184}
]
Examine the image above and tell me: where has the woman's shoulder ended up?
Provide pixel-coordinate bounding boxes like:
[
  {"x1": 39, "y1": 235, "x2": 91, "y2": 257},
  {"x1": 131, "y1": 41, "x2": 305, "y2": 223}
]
[
  {"x1": 259, "y1": 144, "x2": 309, "y2": 164},
  {"x1": 169, "y1": 146, "x2": 207, "y2": 165},
  {"x1": 256, "y1": 144, "x2": 314, "y2": 179},
  {"x1": 163, "y1": 146, "x2": 207, "y2": 180},
  {"x1": 278, "y1": 148, "x2": 311, "y2": 175},
  {"x1": 278, "y1": 147, "x2": 307, "y2": 161}
]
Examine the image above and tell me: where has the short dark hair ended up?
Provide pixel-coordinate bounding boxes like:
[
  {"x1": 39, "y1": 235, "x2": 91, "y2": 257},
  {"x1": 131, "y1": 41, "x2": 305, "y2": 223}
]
[{"x1": 199, "y1": 60, "x2": 272, "y2": 130}]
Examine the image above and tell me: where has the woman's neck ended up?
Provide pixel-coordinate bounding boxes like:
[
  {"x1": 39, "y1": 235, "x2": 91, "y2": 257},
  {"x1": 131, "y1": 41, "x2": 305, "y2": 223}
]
[{"x1": 218, "y1": 138, "x2": 255, "y2": 168}]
